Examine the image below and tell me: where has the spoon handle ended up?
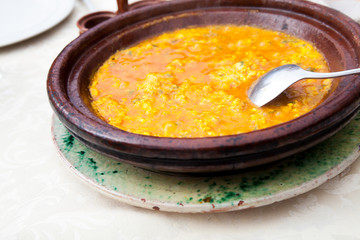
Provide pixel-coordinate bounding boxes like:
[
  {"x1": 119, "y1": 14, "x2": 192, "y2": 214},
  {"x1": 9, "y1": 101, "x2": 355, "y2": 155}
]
[{"x1": 305, "y1": 68, "x2": 360, "y2": 79}]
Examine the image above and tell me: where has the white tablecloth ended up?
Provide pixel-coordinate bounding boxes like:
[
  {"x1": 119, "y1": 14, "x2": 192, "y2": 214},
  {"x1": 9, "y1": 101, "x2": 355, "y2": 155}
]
[{"x1": 1, "y1": 0, "x2": 360, "y2": 239}]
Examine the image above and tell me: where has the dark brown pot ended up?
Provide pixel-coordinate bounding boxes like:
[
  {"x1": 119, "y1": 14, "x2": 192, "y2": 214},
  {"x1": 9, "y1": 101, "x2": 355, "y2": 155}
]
[{"x1": 47, "y1": 0, "x2": 360, "y2": 174}]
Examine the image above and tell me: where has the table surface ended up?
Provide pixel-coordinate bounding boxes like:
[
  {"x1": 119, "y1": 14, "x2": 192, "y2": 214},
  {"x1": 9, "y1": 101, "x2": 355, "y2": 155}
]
[{"x1": 1, "y1": 0, "x2": 360, "y2": 239}]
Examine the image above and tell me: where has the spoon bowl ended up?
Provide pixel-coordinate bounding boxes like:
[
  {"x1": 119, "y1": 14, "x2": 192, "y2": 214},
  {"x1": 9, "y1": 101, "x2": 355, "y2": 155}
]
[{"x1": 248, "y1": 64, "x2": 360, "y2": 107}]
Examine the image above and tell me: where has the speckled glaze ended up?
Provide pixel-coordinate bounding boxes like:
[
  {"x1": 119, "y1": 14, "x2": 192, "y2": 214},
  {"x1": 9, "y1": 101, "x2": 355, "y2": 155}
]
[
  {"x1": 52, "y1": 113, "x2": 360, "y2": 213},
  {"x1": 47, "y1": 0, "x2": 360, "y2": 174}
]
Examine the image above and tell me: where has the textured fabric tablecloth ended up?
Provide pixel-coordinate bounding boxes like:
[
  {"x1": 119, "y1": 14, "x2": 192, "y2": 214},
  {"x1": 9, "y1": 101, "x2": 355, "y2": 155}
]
[{"x1": 1, "y1": 0, "x2": 360, "y2": 239}]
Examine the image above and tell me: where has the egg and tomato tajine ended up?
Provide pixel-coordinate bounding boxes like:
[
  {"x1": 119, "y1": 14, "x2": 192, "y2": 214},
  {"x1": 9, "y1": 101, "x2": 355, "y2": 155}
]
[{"x1": 89, "y1": 25, "x2": 332, "y2": 138}]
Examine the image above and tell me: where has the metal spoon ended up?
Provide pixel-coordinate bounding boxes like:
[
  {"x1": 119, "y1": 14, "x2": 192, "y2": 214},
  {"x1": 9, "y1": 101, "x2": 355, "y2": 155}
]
[{"x1": 247, "y1": 64, "x2": 360, "y2": 107}]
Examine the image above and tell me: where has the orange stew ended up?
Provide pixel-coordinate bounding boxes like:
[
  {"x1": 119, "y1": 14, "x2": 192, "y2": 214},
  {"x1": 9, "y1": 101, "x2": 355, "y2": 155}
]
[{"x1": 89, "y1": 25, "x2": 331, "y2": 138}]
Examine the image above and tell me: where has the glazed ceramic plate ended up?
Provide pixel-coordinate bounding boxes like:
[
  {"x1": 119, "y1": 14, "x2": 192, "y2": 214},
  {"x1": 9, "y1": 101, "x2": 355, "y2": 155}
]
[
  {"x1": 52, "y1": 115, "x2": 360, "y2": 213},
  {"x1": 0, "y1": 0, "x2": 74, "y2": 47}
]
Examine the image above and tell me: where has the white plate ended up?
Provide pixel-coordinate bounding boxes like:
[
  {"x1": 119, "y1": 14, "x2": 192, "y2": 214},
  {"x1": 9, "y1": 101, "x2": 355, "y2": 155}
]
[{"x1": 0, "y1": 0, "x2": 75, "y2": 47}]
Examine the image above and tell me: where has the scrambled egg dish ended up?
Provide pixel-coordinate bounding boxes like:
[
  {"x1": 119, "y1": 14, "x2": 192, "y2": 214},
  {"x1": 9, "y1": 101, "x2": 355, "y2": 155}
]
[{"x1": 89, "y1": 25, "x2": 331, "y2": 138}]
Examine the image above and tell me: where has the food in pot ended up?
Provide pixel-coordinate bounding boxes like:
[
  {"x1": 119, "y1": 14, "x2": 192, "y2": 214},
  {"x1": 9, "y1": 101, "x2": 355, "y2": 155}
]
[{"x1": 89, "y1": 25, "x2": 331, "y2": 138}]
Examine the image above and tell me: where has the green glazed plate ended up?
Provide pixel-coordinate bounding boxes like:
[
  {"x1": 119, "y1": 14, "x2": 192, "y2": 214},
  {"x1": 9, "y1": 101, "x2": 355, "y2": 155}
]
[{"x1": 52, "y1": 115, "x2": 360, "y2": 213}]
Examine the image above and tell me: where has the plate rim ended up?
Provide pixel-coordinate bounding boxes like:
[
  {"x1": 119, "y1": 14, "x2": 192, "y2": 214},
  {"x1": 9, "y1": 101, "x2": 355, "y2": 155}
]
[{"x1": 0, "y1": 0, "x2": 75, "y2": 47}]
